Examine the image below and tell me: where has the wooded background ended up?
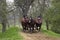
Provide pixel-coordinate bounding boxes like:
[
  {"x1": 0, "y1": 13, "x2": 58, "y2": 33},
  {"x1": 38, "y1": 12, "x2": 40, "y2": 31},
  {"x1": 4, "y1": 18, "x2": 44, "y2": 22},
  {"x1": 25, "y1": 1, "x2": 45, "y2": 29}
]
[{"x1": 0, "y1": 0, "x2": 60, "y2": 34}]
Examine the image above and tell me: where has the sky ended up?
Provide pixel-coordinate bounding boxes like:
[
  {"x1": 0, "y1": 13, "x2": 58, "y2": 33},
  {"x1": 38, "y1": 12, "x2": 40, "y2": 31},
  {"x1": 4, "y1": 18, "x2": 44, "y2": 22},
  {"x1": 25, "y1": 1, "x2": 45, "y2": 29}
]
[{"x1": 6, "y1": 0, "x2": 14, "y2": 2}]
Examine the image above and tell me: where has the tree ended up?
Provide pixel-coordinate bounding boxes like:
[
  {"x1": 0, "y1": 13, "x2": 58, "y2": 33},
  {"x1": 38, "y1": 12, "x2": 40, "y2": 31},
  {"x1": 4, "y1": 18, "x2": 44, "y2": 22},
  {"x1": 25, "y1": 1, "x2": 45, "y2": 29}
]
[
  {"x1": 51, "y1": 0, "x2": 60, "y2": 33},
  {"x1": 44, "y1": 0, "x2": 60, "y2": 33},
  {"x1": 0, "y1": 0, "x2": 8, "y2": 32},
  {"x1": 38, "y1": 0, "x2": 50, "y2": 30},
  {"x1": 14, "y1": 0, "x2": 34, "y2": 16}
]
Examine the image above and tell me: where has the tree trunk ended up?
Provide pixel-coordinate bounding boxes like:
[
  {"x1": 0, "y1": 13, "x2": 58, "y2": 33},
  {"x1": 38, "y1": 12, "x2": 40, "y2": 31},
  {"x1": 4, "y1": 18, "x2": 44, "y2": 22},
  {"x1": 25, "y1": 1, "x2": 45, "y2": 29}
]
[
  {"x1": 2, "y1": 20, "x2": 6, "y2": 32},
  {"x1": 7, "y1": 21, "x2": 10, "y2": 28},
  {"x1": 45, "y1": 20, "x2": 49, "y2": 30},
  {"x1": 6, "y1": 19, "x2": 10, "y2": 28},
  {"x1": 14, "y1": 13, "x2": 16, "y2": 27}
]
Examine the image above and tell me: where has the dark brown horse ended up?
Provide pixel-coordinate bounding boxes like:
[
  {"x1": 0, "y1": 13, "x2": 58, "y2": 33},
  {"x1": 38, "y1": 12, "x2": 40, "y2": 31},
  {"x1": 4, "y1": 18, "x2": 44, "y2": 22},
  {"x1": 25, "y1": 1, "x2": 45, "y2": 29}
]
[
  {"x1": 21, "y1": 15, "x2": 29, "y2": 31},
  {"x1": 35, "y1": 16, "x2": 42, "y2": 31},
  {"x1": 21, "y1": 15, "x2": 42, "y2": 32},
  {"x1": 28, "y1": 16, "x2": 35, "y2": 32}
]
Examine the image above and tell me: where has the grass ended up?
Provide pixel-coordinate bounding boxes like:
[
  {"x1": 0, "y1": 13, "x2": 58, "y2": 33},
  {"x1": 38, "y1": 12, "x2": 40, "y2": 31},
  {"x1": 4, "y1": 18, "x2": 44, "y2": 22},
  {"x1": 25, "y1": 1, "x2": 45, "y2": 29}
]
[
  {"x1": 0, "y1": 27, "x2": 23, "y2": 40},
  {"x1": 0, "y1": 23, "x2": 60, "y2": 40},
  {"x1": 42, "y1": 29, "x2": 60, "y2": 38},
  {"x1": 41, "y1": 23, "x2": 60, "y2": 38},
  {"x1": 0, "y1": 24, "x2": 2, "y2": 32}
]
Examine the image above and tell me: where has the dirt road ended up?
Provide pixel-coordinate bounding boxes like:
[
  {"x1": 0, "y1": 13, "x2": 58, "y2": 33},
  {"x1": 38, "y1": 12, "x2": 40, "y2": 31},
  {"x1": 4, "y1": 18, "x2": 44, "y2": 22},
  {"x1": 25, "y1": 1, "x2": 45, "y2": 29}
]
[{"x1": 20, "y1": 32, "x2": 60, "y2": 40}]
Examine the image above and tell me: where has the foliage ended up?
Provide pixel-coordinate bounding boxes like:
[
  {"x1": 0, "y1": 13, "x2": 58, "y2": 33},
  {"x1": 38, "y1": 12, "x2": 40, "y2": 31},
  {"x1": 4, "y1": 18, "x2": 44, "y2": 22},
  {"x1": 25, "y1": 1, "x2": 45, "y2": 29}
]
[
  {"x1": 51, "y1": 0, "x2": 60, "y2": 33},
  {"x1": 44, "y1": 0, "x2": 60, "y2": 33},
  {"x1": 0, "y1": 0, "x2": 7, "y2": 18}
]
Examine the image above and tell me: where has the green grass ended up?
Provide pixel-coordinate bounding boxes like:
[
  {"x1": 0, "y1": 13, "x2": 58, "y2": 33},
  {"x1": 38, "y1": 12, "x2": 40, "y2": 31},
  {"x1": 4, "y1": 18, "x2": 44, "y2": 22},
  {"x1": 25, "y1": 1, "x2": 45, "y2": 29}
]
[
  {"x1": 0, "y1": 27, "x2": 23, "y2": 40},
  {"x1": 41, "y1": 23, "x2": 60, "y2": 38},
  {"x1": 42, "y1": 29, "x2": 60, "y2": 38},
  {"x1": 0, "y1": 23, "x2": 60, "y2": 40},
  {"x1": 0, "y1": 24, "x2": 2, "y2": 32}
]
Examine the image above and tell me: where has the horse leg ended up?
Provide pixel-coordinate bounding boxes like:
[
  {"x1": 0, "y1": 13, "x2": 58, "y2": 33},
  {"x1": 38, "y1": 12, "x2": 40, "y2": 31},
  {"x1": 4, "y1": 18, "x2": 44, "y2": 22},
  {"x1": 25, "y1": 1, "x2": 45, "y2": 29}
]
[
  {"x1": 31, "y1": 26, "x2": 33, "y2": 32},
  {"x1": 26, "y1": 26, "x2": 28, "y2": 30},
  {"x1": 32, "y1": 25, "x2": 34, "y2": 32},
  {"x1": 39, "y1": 26, "x2": 41, "y2": 31},
  {"x1": 26, "y1": 24, "x2": 29, "y2": 30},
  {"x1": 36, "y1": 24, "x2": 39, "y2": 30},
  {"x1": 39, "y1": 23, "x2": 42, "y2": 31},
  {"x1": 25, "y1": 23, "x2": 27, "y2": 30},
  {"x1": 36, "y1": 27, "x2": 38, "y2": 30},
  {"x1": 26, "y1": 27, "x2": 28, "y2": 30},
  {"x1": 22, "y1": 26, "x2": 24, "y2": 31},
  {"x1": 30, "y1": 25, "x2": 33, "y2": 33},
  {"x1": 21, "y1": 23, "x2": 25, "y2": 31},
  {"x1": 22, "y1": 25, "x2": 26, "y2": 32},
  {"x1": 30, "y1": 27, "x2": 31, "y2": 32},
  {"x1": 22, "y1": 22, "x2": 26, "y2": 31},
  {"x1": 25, "y1": 25, "x2": 27, "y2": 30}
]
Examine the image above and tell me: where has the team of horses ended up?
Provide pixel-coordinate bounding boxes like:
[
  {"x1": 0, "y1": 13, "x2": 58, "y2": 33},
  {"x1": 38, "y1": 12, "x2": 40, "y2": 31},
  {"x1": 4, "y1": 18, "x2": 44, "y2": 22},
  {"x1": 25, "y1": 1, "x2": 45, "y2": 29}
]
[{"x1": 21, "y1": 15, "x2": 42, "y2": 32}]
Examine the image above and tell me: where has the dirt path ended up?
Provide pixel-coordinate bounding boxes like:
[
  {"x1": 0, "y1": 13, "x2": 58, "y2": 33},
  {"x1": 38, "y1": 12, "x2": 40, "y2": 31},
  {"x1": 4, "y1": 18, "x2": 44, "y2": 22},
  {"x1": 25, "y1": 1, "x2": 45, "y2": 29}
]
[{"x1": 20, "y1": 31, "x2": 60, "y2": 40}]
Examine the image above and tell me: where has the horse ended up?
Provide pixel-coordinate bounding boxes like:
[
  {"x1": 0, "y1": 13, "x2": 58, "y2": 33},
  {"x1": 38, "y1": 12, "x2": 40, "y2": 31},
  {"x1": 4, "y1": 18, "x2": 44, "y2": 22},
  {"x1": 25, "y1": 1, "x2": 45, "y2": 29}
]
[
  {"x1": 28, "y1": 16, "x2": 35, "y2": 32},
  {"x1": 21, "y1": 15, "x2": 29, "y2": 31},
  {"x1": 35, "y1": 16, "x2": 42, "y2": 31}
]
